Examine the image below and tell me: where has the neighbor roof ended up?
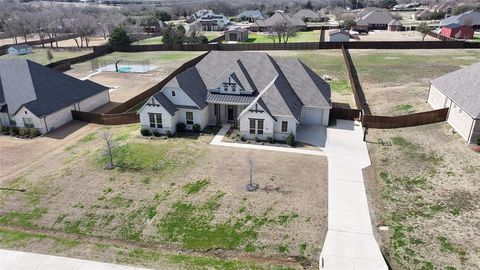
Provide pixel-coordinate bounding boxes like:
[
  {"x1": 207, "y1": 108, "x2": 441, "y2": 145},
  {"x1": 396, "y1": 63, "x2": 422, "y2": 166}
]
[
  {"x1": 159, "y1": 51, "x2": 331, "y2": 121},
  {"x1": 0, "y1": 60, "x2": 108, "y2": 117},
  {"x1": 255, "y1": 11, "x2": 306, "y2": 28},
  {"x1": 236, "y1": 10, "x2": 264, "y2": 20},
  {"x1": 440, "y1": 10, "x2": 480, "y2": 26},
  {"x1": 329, "y1": 29, "x2": 350, "y2": 36},
  {"x1": 292, "y1": 9, "x2": 322, "y2": 20},
  {"x1": 388, "y1": 19, "x2": 402, "y2": 26},
  {"x1": 430, "y1": 62, "x2": 480, "y2": 119},
  {"x1": 355, "y1": 8, "x2": 393, "y2": 25},
  {"x1": 9, "y1": 44, "x2": 31, "y2": 50}
]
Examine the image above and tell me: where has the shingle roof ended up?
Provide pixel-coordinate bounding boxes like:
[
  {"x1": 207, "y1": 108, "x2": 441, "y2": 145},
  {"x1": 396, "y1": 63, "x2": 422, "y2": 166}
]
[
  {"x1": 152, "y1": 92, "x2": 177, "y2": 116},
  {"x1": 0, "y1": 60, "x2": 108, "y2": 117},
  {"x1": 388, "y1": 19, "x2": 402, "y2": 26},
  {"x1": 355, "y1": 8, "x2": 393, "y2": 25},
  {"x1": 440, "y1": 10, "x2": 480, "y2": 27},
  {"x1": 158, "y1": 51, "x2": 331, "y2": 121},
  {"x1": 236, "y1": 10, "x2": 264, "y2": 20},
  {"x1": 430, "y1": 62, "x2": 480, "y2": 119},
  {"x1": 255, "y1": 12, "x2": 306, "y2": 28},
  {"x1": 292, "y1": 9, "x2": 322, "y2": 20}
]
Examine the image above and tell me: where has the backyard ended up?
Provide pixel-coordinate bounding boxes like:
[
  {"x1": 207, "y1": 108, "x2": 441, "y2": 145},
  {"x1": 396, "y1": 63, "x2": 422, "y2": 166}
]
[
  {"x1": 135, "y1": 31, "x2": 223, "y2": 45},
  {"x1": 0, "y1": 123, "x2": 328, "y2": 269},
  {"x1": 0, "y1": 48, "x2": 93, "y2": 65},
  {"x1": 349, "y1": 49, "x2": 480, "y2": 115},
  {"x1": 242, "y1": 31, "x2": 320, "y2": 43}
]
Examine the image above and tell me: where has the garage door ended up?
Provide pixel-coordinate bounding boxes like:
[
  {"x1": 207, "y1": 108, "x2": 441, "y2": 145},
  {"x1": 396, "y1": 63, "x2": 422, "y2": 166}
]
[{"x1": 300, "y1": 107, "x2": 324, "y2": 125}]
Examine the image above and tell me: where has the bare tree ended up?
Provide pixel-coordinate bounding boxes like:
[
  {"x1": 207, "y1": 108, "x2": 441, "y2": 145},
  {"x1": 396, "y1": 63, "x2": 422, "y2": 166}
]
[
  {"x1": 417, "y1": 22, "x2": 432, "y2": 41},
  {"x1": 102, "y1": 132, "x2": 116, "y2": 170},
  {"x1": 267, "y1": 22, "x2": 299, "y2": 43},
  {"x1": 245, "y1": 156, "x2": 259, "y2": 191}
]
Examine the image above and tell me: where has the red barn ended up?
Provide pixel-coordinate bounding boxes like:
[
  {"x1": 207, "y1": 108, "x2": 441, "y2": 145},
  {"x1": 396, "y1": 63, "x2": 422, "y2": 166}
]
[{"x1": 440, "y1": 23, "x2": 475, "y2": 39}]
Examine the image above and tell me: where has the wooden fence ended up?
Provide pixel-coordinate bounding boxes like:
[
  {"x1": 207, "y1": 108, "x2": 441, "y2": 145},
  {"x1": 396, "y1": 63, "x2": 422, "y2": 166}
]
[
  {"x1": 330, "y1": 107, "x2": 363, "y2": 121},
  {"x1": 0, "y1": 34, "x2": 78, "y2": 55},
  {"x1": 46, "y1": 46, "x2": 113, "y2": 71},
  {"x1": 71, "y1": 110, "x2": 139, "y2": 125},
  {"x1": 341, "y1": 46, "x2": 370, "y2": 114},
  {"x1": 362, "y1": 108, "x2": 449, "y2": 129}
]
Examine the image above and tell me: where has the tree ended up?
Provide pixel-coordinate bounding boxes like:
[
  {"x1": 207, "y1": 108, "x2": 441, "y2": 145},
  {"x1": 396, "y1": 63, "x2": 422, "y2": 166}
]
[
  {"x1": 162, "y1": 24, "x2": 186, "y2": 45},
  {"x1": 380, "y1": 0, "x2": 397, "y2": 9},
  {"x1": 342, "y1": 17, "x2": 357, "y2": 30},
  {"x1": 154, "y1": 10, "x2": 172, "y2": 22},
  {"x1": 245, "y1": 156, "x2": 258, "y2": 191},
  {"x1": 267, "y1": 22, "x2": 299, "y2": 43},
  {"x1": 108, "y1": 27, "x2": 131, "y2": 47},
  {"x1": 46, "y1": 49, "x2": 53, "y2": 63},
  {"x1": 417, "y1": 22, "x2": 432, "y2": 41},
  {"x1": 139, "y1": 15, "x2": 158, "y2": 34},
  {"x1": 102, "y1": 132, "x2": 116, "y2": 170}
]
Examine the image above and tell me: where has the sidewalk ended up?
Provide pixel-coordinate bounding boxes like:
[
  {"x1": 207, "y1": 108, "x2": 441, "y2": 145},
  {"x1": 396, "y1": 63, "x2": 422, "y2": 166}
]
[
  {"x1": 319, "y1": 120, "x2": 387, "y2": 270},
  {"x1": 0, "y1": 249, "x2": 153, "y2": 270},
  {"x1": 210, "y1": 124, "x2": 326, "y2": 156}
]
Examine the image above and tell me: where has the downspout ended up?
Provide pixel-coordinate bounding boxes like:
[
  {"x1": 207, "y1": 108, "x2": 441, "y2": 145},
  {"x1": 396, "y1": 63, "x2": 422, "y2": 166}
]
[
  {"x1": 467, "y1": 118, "x2": 476, "y2": 144},
  {"x1": 43, "y1": 116, "x2": 48, "y2": 133}
]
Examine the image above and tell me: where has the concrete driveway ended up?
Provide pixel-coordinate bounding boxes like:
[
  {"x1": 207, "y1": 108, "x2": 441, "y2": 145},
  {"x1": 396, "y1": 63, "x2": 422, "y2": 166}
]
[{"x1": 296, "y1": 124, "x2": 327, "y2": 148}]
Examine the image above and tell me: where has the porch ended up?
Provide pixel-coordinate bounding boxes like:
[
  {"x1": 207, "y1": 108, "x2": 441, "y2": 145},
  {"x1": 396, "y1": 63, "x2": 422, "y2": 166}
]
[{"x1": 210, "y1": 103, "x2": 245, "y2": 127}]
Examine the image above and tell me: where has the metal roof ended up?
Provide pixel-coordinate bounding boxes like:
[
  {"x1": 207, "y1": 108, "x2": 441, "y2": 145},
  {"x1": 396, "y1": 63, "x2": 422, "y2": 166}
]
[{"x1": 206, "y1": 92, "x2": 256, "y2": 105}]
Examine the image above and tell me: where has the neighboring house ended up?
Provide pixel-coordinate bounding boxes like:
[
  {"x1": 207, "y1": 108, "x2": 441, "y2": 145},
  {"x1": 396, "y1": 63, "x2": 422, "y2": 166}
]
[
  {"x1": 0, "y1": 60, "x2": 110, "y2": 134},
  {"x1": 412, "y1": 9, "x2": 432, "y2": 20},
  {"x1": 7, "y1": 44, "x2": 32, "y2": 55},
  {"x1": 440, "y1": 10, "x2": 480, "y2": 31},
  {"x1": 253, "y1": 11, "x2": 307, "y2": 32},
  {"x1": 388, "y1": 19, "x2": 403, "y2": 31},
  {"x1": 440, "y1": 23, "x2": 475, "y2": 39},
  {"x1": 354, "y1": 8, "x2": 394, "y2": 30},
  {"x1": 393, "y1": 2, "x2": 420, "y2": 10},
  {"x1": 329, "y1": 29, "x2": 350, "y2": 42},
  {"x1": 186, "y1": 9, "x2": 211, "y2": 23},
  {"x1": 292, "y1": 9, "x2": 326, "y2": 22},
  {"x1": 225, "y1": 28, "x2": 249, "y2": 42},
  {"x1": 138, "y1": 51, "x2": 331, "y2": 141},
  {"x1": 431, "y1": 1, "x2": 456, "y2": 15},
  {"x1": 427, "y1": 62, "x2": 480, "y2": 144},
  {"x1": 198, "y1": 11, "x2": 230, "y2": 31},
  {"x1": 144, "y1": 20, "x2": 167, "y2": 33},
  {"x1": 235, "y1": 10, "x2": 265, "y2": 23}
]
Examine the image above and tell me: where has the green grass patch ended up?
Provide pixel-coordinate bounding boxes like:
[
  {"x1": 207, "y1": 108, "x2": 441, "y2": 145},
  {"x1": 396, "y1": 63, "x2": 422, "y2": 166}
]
[
  {"x1": 0, "y1": 208, "x2": 47, "y2": 228},
  {"x1": 0, "y1": 48, "x2": 93, "y2": 65},
  {"x1": 0, "y1": 228, "x2": 79, "y2": 249},
  {"x1": 169, "y1": 254, "x2": 295, "y2": 270},
  {"x1": 437, "y1": 236, "x2": 455, "y2": 253},
  {"x1": 243, "y1": 31, "x2": 320, "y2": 43},
  {"x1": 395, "y1": 104, "x2": 414, "y2": 113},
  {"x1": 182, "y1": 178, "x2": 210, "y2": 194},
  {"x1": 79, "y1": 133, "x2": 97, "y2": 143}
]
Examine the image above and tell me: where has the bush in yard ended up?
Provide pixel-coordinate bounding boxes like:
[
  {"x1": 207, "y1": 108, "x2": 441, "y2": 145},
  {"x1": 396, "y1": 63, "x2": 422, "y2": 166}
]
[
  {"x1": 9, "y1": 126, "x2": 19, "y2": 136},
  {"x1": 140, "y1": 128, "x2": 152, "y2": 136},
  {"x1": 267, "y1": 137, "x2": 273, "y2": 143},
  {"x1": 285, "y1": 132, "x2": 296, "y2": 146},
  {"x1": 176, "y1": 122, "x2": 186, "y2": 132},
  {"x1": 29, "y1": 128, "x2": 40, "y2": 137},
  {"x1": 152, "y1": 130, "x2": 161, "y2": 137},
  {"x1": 1, "y1": 126, "x2": 9, "y2": 134},
  {"x1": 166, "y1": 131, "x2": 172, "y2": 137},
  {"x1": 477, "y1": 137, "x2": 480, "y2": 146},
  {"x1": 192, "y1": 124, "x2": 201, "y2": 132},
  {"x1": 18, "y1": 128, "x2": 26, "y2": 137}
]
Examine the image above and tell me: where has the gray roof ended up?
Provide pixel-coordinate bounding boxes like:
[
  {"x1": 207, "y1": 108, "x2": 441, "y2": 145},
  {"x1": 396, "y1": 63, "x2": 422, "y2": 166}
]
[
  {"x1": 255, "y1": 12, "x2": 306, "y2": 28},
  {"x1": 355, "y1": 8, "x2": 393, "y2": 25},
  {"x1": 152, "y1": 91, "x2": 177, "y2": 116},
  {"x1": 329, "y1": 29, "x2": 350, "y2": 36},
  {"x1": 9, "y1": 44, "x2": 31, "y2": 50},
  {"x1": 206, "y1": 92, "x2": 256, "y2": 105},
  {"x1": 236, "y1": 10, "x2": 264, "y2": 20},
  {"x1": 0, "y1": 60, "x2": 108, "y2": 117},
  {"x1": 292, "y1": 9, "x2": 322, "y2": 20},
  {"x1": 388, "y1": 19, "x2": 402, "y2": 26},
  {"x1": 159, "y1": 51, "x2": 331, "y2": 121},
  {"x1": 430, "y1": 62, "x2": 480, "y2": 119},
  {"x1": 440, "y1": 10, "x2": 480, "y2": 27}
]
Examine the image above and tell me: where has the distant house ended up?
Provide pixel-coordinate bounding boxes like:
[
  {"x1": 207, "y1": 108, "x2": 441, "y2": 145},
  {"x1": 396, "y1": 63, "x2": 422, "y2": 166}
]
[
  {"x1": 138, "y1": 51, "x2": 331, "y2": 141},
  {"x1": 7, "y1": 44, "x2": 32, "y2": 55},
  {"x1": 329, "y1": 29, "x2": 350, "y2": 42},
  {"x1": 431, "y1": 1, "x2": 456, "y2": 16},
  {"x1": 197, "y1": 11, "x2": 230, "y2": 31},
  {"x1": 354, "y1": 8, "x2": 394, "y2": 30},
  {"x1": 427, "y1": 62, "x2": 480, "y2": 144},
  {"x1": 440, "y1": 23, "x2": 475, "y2": 39},
  {"x1": 235, "y1": 10, "x2": 264, "y2": 23},
  {"x1": 253, "y1": 11, "x2": 307, "y2": 32},
  {"x1": 187, "y1": 9, "x2": 211, "y2": 23},
  {"x1": 145, "y1": 20, "x2": 168, "y2": 33},
  {"x1": 225, "y1": 28, "x2": 249, "y2": 42},
  {"x1": 292, "y1": 9, "x2": 326, "y2": 22},
  {"x1": 440, "y1": 10, "x2": 480, "y2": 31},
  {"x1": 387, "y1": 20, "x2": 403, "y2": 31},
  {"x1": 0, "y1": 60, "x2": 110, "y2": 134}
]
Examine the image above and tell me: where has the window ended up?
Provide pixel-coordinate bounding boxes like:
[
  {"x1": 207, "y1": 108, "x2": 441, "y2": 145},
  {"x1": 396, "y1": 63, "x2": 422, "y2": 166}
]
[
  {"x1": 186, "y1": 111, "x2": 194, "y2": 125},
  {"x1": 8, "y1": 114, "x2": 16, "y2": 126},
  {"x1": 23, "y1": 117, "x2": 34, "y2": 129},
  {"x1": 281, "y1": 121, "x2": 288, "y2": 133},
  {"x1": 148, "y1": 113, "x2": 162, "y2": 128},
  {"x1": 232, "y1": 84, "x2": 236, "y2": 92},
  {"x1": 257, "y1": 120, "x2": 264, "y2": 135},
  {"x1": 172, "y1": 90, "x2": 176, "y2": 96},
  {"x1": 249, "y1": 119, "x2": 256, "y2": 134}
]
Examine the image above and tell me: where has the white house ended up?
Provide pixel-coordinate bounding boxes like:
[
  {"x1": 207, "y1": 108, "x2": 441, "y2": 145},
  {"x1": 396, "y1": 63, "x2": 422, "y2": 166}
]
[
  {"x1": 0, "y1": 59, "x2": 110, "y2": 134},
  {"x1": 138, "y1": 51, "x2": 331, "y2": 141},
  {"x1": 329, "y1": 29, "x2": 350, "y2": 42},
  {"x1": 7, "y1": 44, "x2": 32, "y2": 55},
  {"x1": 427, "y1": 62, "x2": 480, "y2": 144}
]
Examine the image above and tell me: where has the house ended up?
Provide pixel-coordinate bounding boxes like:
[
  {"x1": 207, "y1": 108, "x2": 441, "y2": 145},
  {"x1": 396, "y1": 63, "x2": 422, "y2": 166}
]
[
  {"x1": 235, "y1": 10, "x2": 265, "y2": 23},
  {"x1": 329, "y1": 29, "x2": 350, "y2": 42},
  {"x1": 198, "y1": 11, "x2": 230, "y2": 31},
  {"x1": 253, "y1": 11, "x2": 307, "y2": 32},
  {"x1": 440, "y1": 10, "x2": 480, "y2": 31},
  {"x1": 388, "y1": 19, "x2": 403, "y2": 31},
  {"x1": 354, "y1": 8, "x2": 394, "y2": 30},
  {"x1": 225, "y1": 28, "x2": 249, "y2": 42},
  {"x1": 292, "y1": 9, "x2": 326, "y2": 22},
  {"x1": 138, "y1": 51, "x2": 331, "y2": 141},
  {"x1": 440, "y1": 23, "x2": 475, "y2": 39},
  {"x1": 431, "y1": 1, "x2": 456, "y2": 16},
  {"x1": 7, "y1": 44, "x2": 32, "y2": 55},
  {"x1": 144, "y1": 20, "x2": 167, "y2": 34},
  {"x1": 0, "y1": 60, "x2": 110, "y2": 134},
  {"x1": 427, "y1": 62, "x2": 480, "y2": 144},
  {"x1": 186, "y1": 9, "x2": 211, "y2": 23}
]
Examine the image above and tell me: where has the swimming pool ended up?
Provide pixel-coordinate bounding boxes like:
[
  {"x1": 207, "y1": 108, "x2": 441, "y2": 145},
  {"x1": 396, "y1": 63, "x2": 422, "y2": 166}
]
[{"x1": 117, "y1": 67, "x2": 132, "y2": 73}]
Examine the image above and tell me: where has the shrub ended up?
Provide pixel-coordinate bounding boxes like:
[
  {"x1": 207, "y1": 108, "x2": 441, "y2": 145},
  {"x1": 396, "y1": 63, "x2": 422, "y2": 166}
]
[
  {"x1": 9, "y1": 126, "x2": 19, "y2": 135},
  {"x1": 176, "y1": 122, "x2": 186, "y2": 132},
  {"x1": 285, "y1": 132, "x2": 296, "y2": 146},
  {"x1": 140, "y1": 128, "x2": 152, "y2": 136},
  {"x1": 152, "y1": 130, "x2": 161, "y2": 137},
  {"x1": 166, "y1": 131, "x2": 172, "y2": 137},
  {"x1": 192, "y1": 124, "x2": 201, "y2": 132},
  {"x1": 1, "y1": 126, "x2": 9, "y2": 134},
  {"x1": 240, "y1": 136, "x2": 246, "y2": 142},
  {"x1": 29, "y1": 128, "x2": 40, "y2": 137},
  {"x1": 18, "y1": 128, "x2": 26, "y2": 137},
  {"x1": 267, "y1": 137, "x2": 273, "y2": 143},
  {"x1": 476, "y1": 137, "x2": 480, "y2": 146}
]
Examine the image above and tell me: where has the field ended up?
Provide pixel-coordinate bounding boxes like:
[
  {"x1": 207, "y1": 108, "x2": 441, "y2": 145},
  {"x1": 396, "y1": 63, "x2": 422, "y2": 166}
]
[
  {"x1": 65, "y1": 51, "x2": 204, "y2": 112},
  {"x1": 135, "y1": 31, "x2": 223, "y2": 45},
  {"x1": 347, "y1": 30, "x2": 438, "y2": 42},
  {"x1": 0, "y1": 123, "x2": 327, "y2": 269},
  {"x1": 242, "y1": 31, "x2": 320, "y2": 43},
  {"x1": 0, "y1": 48, "x2": 93, "y2": 65},
  {"x1": 349, "y1": 49, "x2": 480, "y2": 115},
  {"x1": 350, "y1": 49, "x2": 480, "y2": 270}
]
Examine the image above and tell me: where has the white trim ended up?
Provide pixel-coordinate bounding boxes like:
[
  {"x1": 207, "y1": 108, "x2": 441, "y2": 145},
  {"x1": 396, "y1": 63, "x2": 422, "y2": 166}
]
[{"x1": 238, "y1": 75, "x2": 278, "y2": 119}]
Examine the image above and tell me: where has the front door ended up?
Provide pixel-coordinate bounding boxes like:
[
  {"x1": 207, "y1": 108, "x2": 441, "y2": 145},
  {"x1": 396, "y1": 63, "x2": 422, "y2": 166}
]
[{"x1": 227, "y1": 105, "x2": 235, "y2": 122}]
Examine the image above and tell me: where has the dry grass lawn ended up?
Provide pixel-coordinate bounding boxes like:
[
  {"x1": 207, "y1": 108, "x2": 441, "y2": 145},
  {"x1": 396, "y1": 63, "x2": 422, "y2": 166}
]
[{"x1": 0, "y1": 123, "x2": 327, "y2": 270}]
